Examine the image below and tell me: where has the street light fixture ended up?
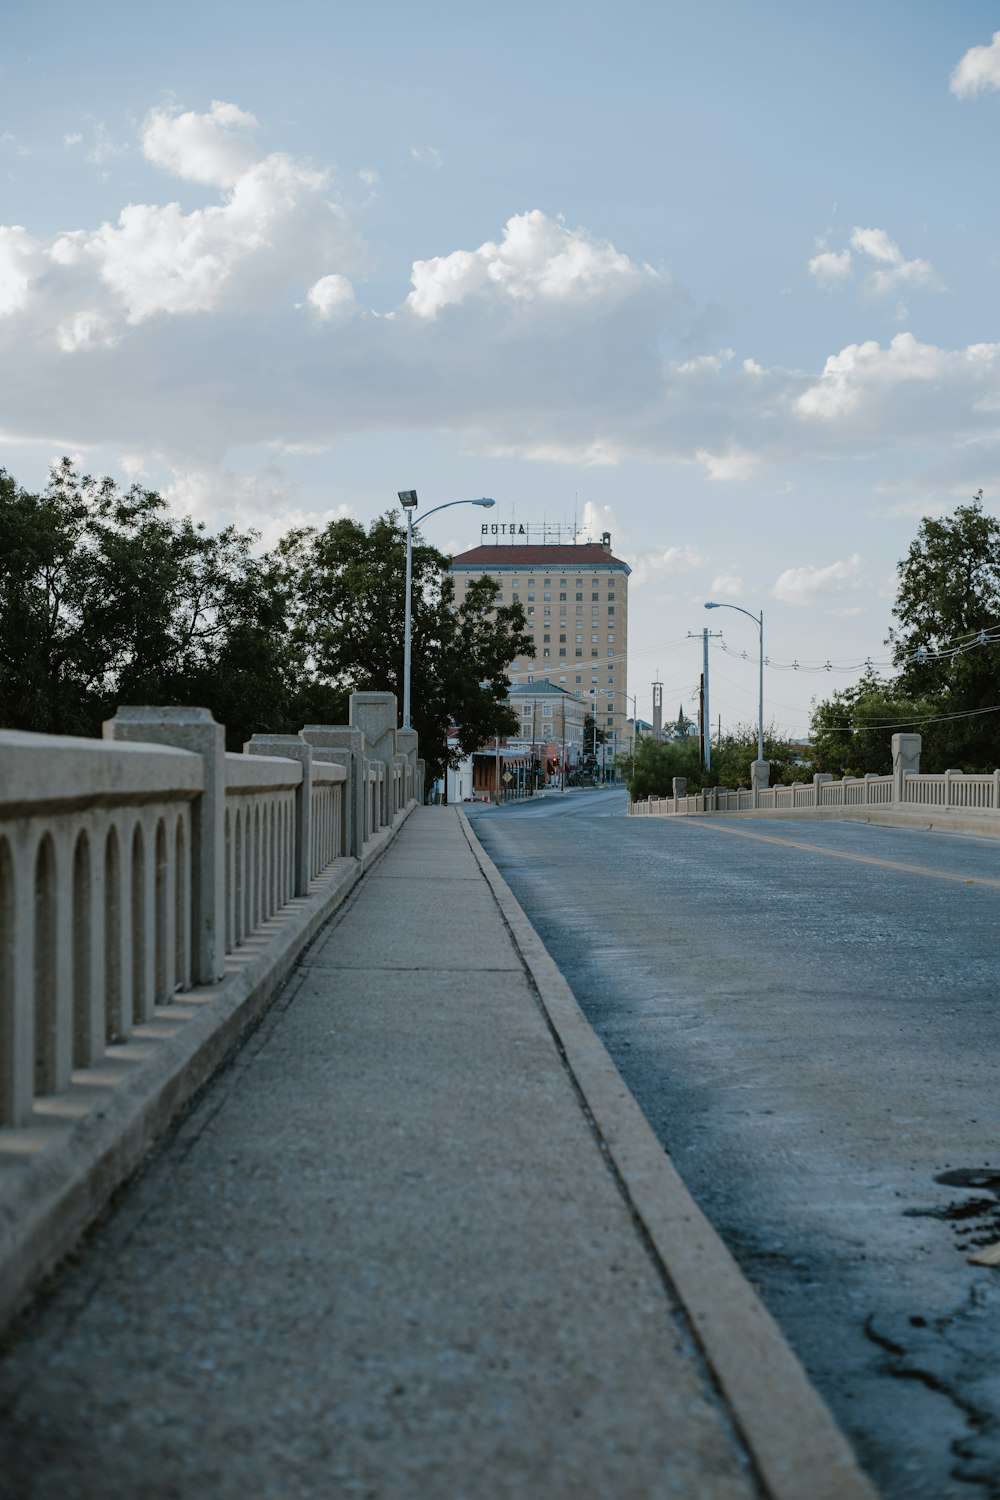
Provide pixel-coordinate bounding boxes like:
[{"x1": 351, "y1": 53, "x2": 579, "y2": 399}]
[
  {"x1": 398, "y1": 490, "x2": 496, "y2": 730},
  {"x1": 704, "y1": 601, "x2": 765, "y2": 763}
]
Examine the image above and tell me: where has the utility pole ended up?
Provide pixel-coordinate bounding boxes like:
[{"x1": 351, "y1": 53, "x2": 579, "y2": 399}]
[{"x1": 687, "y1": 629, "x2": 721, "y2": 770}]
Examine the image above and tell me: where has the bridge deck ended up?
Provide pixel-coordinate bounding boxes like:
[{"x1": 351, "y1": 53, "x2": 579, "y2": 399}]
[{"x1": 0, "y1": 807, "x2": 868, "y2": 1499}]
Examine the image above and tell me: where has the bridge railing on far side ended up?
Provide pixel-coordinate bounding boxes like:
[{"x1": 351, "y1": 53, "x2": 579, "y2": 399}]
[{"x1": 628, "y1": 734, "x2": 1000, "y2": 834}]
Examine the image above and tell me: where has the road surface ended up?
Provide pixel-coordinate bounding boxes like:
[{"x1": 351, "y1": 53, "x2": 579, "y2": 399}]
[{"x1": 469, "y1": 789, "x2": 1000, "y2": 1500}]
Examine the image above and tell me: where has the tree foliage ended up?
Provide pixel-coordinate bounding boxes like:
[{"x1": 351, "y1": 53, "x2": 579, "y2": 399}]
[
  {"x1": 809, "y1": 493, "x2": 1000, "y2": 774},
  {"x1": 278, "y1": 513, "x2": 531, "y2": 787},
  {"x1": 887, "y1": 494, "x2": 1000, "y2": 769},
  {"x1": 0, "y1": 462, "x2": 300, "y2": 747},
  {"x1": 809, "y1": 671, "x2": 937, "y2": 777},
  {"x1": 0, "y1": 466, "x2": 529, "y2": 778}
]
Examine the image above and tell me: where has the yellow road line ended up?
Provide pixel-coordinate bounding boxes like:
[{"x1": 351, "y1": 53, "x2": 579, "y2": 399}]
[{"x1": 686, "y1": 820, "x2": 1000, "y2": 889}]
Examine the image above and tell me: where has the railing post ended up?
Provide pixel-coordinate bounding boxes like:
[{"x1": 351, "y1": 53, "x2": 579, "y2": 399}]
[
  {"x1": 891, "y1": 733, "x2": 921, "y2": 806},
  {"x1": 245, "y1": 735, "x2": 312, "y2": 897},
  {"x1": 813, "y1": 773, "x2": 832, "y2": 808},
  {"x1": 350, "y1": 692, "x2": 399, "y2": 823},
  {"x1": 104, "y1": 707, "x2": 225, "y2": 985},
  {"x1": 300, "y1": 727, "x2": 366, "y2": 858},
  {"x1": 751, "y1": 760, "x2": 770, "y2": 809}
]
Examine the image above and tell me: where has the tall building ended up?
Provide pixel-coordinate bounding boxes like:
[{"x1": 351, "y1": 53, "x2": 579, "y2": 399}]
[{"x1": 449, "y1": 531, "x2": 631, "y2": 754}]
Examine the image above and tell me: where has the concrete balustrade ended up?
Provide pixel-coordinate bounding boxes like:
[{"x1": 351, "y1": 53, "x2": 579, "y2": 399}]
[
  {"x1": 0, "y1": 695, "x2": 417, "y2": 1327},
  {"x1": 629, "y1": 734, "x2": 1000, "y2": 836}
]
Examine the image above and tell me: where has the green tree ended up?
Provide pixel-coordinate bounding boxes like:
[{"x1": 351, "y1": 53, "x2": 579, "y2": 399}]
[
  {"x1": 889, "y1": 493, "x2": 1000, "y2": 769},
  {"x1": 809, "y1": 671, "x2": 937, "y2": 777},
  {"x1": 0, "y1": 462, "x2": 300, "y2": 747},
  {"x1": 712, "y1": 723, "x2": 799, "y2": 790},
  {"x1": 627, "y1": 735, "x2": 705, "y2": 799},
  {"x1": 278, "y1": 514, "x2": 531, "y2": 788}
]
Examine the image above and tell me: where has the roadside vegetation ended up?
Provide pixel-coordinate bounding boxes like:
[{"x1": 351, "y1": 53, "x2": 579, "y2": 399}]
[
  {"x1": 0, "y1": 461, "x2": 530, "y2": 790},
  {"x1": 626, "y1": 491, "x2": 1000, "y2": 799}
]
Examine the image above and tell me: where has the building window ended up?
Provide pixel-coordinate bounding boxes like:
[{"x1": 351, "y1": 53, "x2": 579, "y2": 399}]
[
  {"x1": 527, "y1": 607, "x2": 534, "y2": 617},
  {"x1": 527, "y1": 674, "x2": 534, "y2": 682},
  {"x1": 575, "y1": 649, "x2": 582, "y2": 657},
  {"x1": 575, "y1": 592, "x2": 583, "y2": 601},
  {"x1": 592, "y1": 593, "x2": 599, "y2": 601},
  {"x1": 575, "y1": 676, "x2": 582, "y2": 683},
  {"x1": 575, "y1": 634, "x2": 582, "y2": 643},
  {"x1": 543, "y1": 634, "x2": 550, "y2": 643},
  {"x1": 543, "y1": 705, "x2": 553, "y2": 717},
  {"x1": 544, "y1": 649, "x2": 550, "y2": 657},
  {"x1": 543, "y1": 593, "x2": 551, "y2": 601},
  {"x1": 559, "y1": 592, "x2": 567, "y2": 601},
  {"x1": 591, "y1": 650, "x2": 598, "y2": 657},
  {"x1": 544, "y1": 578, "x2": 551, "y2": 586},
  {"x1": 608, "y1": 605, "x2": 615, "y2": 615},
  {"x1": 544, "y1": 607, "x2": 551, "y2": 616},
  {"x1": 559, "y1": 648, "x2": 566, "y2": 656},
  {"x1": 591, "y1": 634, "x2": 599, "y2": 643},
  {"x1": 608, "y1": 633, "x2": 614, "y2": 643},
  {"x1": 527, "y1": 592, "x2": 535, "y2": 601}
]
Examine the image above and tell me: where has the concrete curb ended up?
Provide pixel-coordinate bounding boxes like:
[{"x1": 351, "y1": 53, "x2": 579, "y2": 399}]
[
  {"x1": 458, "y1": 808, "x2": 881, "y2": 1500},
  {"x1": 0, "y1": 806, "x2": 413, "y2": 1332}
]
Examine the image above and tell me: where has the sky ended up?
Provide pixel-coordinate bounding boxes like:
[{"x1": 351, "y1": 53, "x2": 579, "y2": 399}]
[{"x1": 3, "y1": 0, "x2": 1000, "y2": 738}]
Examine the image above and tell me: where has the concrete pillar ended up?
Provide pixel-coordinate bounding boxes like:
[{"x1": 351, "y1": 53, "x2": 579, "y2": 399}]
[
  {"x1": 245, "y1": 735, "x2": 312, "y2": 897},
  {"x1": 350, "y1": 692, "x2": 399, "y2": 821},
  {"x1": 300, "y1": 726, "x2": 366, "y2": 858},
  {"x1": 396, "y1": 728, "x2": 418, "y2": 807},
  {"x1": 751, "y1": 760, "x2": 770, "y2": 808},
  {"x1": 891, "y1": 733, "x2": 921, "y2": 805},
  {"x1": 672, "y1": 777, "x2": 687, "y2": 801},
  {"x1": 813, "y1": 772, "x2": 833, "y2": 807},
  {"x1": 104, "y1": 707, "x2": 225, "y2": 985}
]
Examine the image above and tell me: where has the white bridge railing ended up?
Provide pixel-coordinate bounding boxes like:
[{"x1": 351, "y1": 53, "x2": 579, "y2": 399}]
[
  {"x1": 0, "y1": 692, "x2": 422, "y2": 1131},
  {"x1": 629, "y1": 733, "x2": 1000, "y2": 828}
]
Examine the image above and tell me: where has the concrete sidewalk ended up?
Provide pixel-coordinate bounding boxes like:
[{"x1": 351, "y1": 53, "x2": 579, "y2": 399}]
[{"x1": 0, "y1": 808, "x2": 878, "y2": 1500}]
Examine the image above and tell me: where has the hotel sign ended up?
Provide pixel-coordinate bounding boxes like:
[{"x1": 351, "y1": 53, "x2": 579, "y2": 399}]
[{"x1": 481, "y1": 522, "x2": 527, "y2": 536}]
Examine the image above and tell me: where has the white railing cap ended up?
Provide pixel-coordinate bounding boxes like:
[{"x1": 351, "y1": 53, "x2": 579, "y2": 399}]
[{"x1": 0, "y1": 729, "x2": 203, "y2": 813}]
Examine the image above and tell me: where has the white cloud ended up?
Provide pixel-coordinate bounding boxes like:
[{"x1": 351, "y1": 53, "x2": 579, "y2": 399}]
[
  {"x1": 0, "y1": 226, "x2": 41, "y2": 316},
  {"x1": 306, "y1": 273, "x2": 357, "y2": 321},
  {"x1": 710, "y1": 573, "x2": 744, "y2": 596},
  {"x1": 950, "y1": 31, "x2": 1000, "y2": 97},
  {"x1": 410, "y1": 145, "x2": 443, "y2": 170},
  {"x1": 808, "y1": 248, "x2": 852, "y2": 285},
  {"x1": 63, "y1": 133, "x2": 82, "y2": 147},
  {"x1": 85, "y1": 121, "x2": 127, "y2": 166},
  {"x1": 406, "y1": 209, "x2": 663, "y2": 319},
  {"x1": 807, "y1": 228, "x2": 938, "y2": 315},
  {"x1": 796, "y1": 332, "x2": 1000, "y2": 423},
  {"x1": 142, "y1": 100, "x2": 259, "y2": 187},
  {"x1": 772, "y1": 554, "x2": 863, "y2": 606},
  {"x1": 629, "y1": 545, "x2": 706, "y2": 588},
  {"x1": 694, "y1": 446, "x2": 759, "y2": 481},
  {"x1": 44, "y1": 129, "x2": 347, "y2": 327}
]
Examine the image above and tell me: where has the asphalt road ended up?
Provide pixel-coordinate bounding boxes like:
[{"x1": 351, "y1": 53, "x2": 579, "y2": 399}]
[{"x1": 469, "y1": 790, "x2": 1000, "y2": 1500}]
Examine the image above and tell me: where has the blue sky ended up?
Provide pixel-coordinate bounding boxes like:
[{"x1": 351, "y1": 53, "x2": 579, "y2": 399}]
[{"x1": 3, "y1": 1, "x2": 1000, "y2": 736}]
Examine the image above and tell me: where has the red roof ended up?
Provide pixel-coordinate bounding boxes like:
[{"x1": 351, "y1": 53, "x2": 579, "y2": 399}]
[{"x1": 450, "y1": 542, "x2": 630, "y2": 572}]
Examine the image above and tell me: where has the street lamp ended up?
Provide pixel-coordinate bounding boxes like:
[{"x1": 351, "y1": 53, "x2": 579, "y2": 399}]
[
  {"x1": 398, "y1": 490, "x2": 495, "y2": 730},
  {"x1": 600, "y1": 687, "x2": 638, "y2": 781},
  {"x1": 704, "y1": 601, "x2": 765, "y2": 762}
]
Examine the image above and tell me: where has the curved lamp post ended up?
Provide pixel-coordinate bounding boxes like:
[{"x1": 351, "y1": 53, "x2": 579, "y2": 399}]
[
  {"x1": 704, "y1": 601, "x2": 764, "y2": 762},
  {"x1": 398, "y1": 490, "x2": 495, "y2": 730}
]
